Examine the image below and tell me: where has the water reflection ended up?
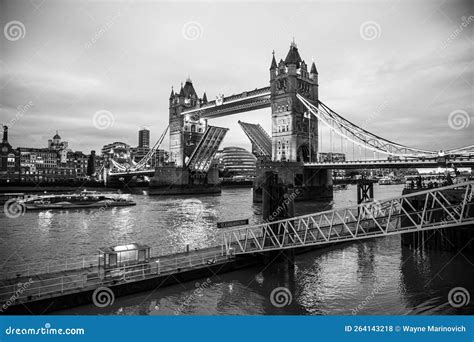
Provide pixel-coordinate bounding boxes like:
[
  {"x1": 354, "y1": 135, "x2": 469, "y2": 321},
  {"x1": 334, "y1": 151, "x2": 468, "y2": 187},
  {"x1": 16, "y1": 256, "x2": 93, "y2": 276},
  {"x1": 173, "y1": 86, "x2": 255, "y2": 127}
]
[
  {"x1": 37, "y1": 210, "x2": 54, "y2": 232},
  {"x1": 3, "y1": 185, "x2": 473, "y2": 315}
]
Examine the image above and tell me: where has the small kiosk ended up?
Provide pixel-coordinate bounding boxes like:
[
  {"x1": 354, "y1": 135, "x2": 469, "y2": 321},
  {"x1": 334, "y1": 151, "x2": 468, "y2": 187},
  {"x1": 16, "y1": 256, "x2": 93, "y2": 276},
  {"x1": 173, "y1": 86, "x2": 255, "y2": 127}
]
[{"x1": 98, "y1": 243, "x2": 151, "y2": 279}]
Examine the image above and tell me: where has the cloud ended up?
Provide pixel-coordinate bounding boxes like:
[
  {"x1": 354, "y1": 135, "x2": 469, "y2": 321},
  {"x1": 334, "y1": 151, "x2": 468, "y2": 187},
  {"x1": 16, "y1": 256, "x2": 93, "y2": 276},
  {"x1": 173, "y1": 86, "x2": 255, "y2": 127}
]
[{"x1": 1, "y1": 0, "x2": 472, "y2": 155}]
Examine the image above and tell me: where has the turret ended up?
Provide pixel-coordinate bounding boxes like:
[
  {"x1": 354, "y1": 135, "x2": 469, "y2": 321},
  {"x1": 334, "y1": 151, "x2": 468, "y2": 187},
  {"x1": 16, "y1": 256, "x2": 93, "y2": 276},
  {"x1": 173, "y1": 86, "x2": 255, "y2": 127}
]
[
  {"x1": 270, "y1": 50, "x2": 277, "y2": 80},
  {"x1": 310, "y1": 60, "x2": 318, "y2": 80},
  {"x1": 284, "y1": 39, "x2": 302, "y2": 75}
]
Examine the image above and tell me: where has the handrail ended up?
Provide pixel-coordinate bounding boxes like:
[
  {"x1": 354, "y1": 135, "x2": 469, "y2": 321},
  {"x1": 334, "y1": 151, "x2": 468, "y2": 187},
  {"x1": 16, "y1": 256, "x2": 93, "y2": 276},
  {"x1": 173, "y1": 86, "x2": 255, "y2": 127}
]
[{"x1": 0, "y1": 249, "x2": 229, "y2": 303}]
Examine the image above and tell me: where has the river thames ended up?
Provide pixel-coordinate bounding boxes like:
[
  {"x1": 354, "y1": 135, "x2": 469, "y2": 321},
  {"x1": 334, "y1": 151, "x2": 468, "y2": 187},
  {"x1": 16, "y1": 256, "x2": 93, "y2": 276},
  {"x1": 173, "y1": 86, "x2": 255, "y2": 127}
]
[{"x1": 1, "y1": 185, "x2": 473, "y2": 315}]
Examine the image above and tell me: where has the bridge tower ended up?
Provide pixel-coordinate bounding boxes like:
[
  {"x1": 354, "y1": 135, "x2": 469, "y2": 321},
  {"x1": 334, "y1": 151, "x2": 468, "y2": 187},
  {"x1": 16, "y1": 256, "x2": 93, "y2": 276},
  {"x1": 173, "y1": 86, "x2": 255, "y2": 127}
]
[
  {"x1": 168, "y1": 78, "x2": 207, "y2": 167},
  {"x1": 254, "y1": 42, "x2": 331, "y2": 202},
  {"x1": 270, "y1": 41, "x2": 318, "y2": 162}
]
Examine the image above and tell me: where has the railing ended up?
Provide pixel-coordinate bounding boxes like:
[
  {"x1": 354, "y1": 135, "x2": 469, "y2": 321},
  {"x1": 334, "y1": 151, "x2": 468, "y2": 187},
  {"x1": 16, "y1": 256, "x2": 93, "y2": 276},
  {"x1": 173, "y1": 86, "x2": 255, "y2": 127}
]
[
  {"x1": 305, "y1": 158, "x2": 474, "y2": 165},
  {"x1": 222, "y1": 181, "x2": 474, "y2": 255},
  {"x1": 0, "y1": 242, "x2": 220, "y2": 280},
  {"x1": 0, "y1": 248, "x2": 229, "y2": 305}
]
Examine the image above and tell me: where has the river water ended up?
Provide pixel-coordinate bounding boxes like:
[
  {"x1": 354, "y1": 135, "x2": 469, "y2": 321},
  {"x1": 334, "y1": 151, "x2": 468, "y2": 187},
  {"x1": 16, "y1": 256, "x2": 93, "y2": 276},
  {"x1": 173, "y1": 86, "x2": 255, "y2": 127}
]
[{"x1": 1, "y1": 185, "x2": 473, "y2": 315}]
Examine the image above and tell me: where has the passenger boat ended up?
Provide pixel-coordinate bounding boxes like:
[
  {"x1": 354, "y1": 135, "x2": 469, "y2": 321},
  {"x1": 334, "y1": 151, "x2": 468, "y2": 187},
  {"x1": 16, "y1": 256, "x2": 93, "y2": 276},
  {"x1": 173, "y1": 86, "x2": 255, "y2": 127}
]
[
  {"x1": 20, "y1": 191, "x2": 136, "y2": 210},
  {"x1": 378, "y1": 176, "x2": 393, "y2": 185},
  {"x1": 0, "y1": 193, "x2": 26, "y2": 205}
]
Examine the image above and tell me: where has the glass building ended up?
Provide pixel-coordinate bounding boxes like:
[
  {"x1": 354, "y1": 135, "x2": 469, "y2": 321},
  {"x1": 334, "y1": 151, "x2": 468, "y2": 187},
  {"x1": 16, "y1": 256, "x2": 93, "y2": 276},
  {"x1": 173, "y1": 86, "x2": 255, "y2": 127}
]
[{"x1": 218, "y1": 147, "x2": 256, "y2": 178}]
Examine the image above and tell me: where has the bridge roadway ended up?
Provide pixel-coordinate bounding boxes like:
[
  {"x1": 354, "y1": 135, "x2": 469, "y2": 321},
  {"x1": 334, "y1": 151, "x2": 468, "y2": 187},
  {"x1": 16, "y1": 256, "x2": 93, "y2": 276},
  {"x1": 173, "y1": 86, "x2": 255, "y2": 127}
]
[
  {"x1": 108, "y1": 157, "x2": 474, "y2": 177},
  {"x1": 303, "y1": 158, "x2": 474, "y2": 170}
]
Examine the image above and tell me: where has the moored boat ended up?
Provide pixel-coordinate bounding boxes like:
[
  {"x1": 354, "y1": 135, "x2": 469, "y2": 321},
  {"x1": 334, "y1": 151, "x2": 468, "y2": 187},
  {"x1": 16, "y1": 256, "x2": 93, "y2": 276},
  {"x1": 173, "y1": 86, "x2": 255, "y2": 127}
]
[
  {"x1": 20, "y1": 191, "x2": 136, "y2": 210},
  {"x1": 378, "y1": 176, "x2": 393, "y2": 185}
]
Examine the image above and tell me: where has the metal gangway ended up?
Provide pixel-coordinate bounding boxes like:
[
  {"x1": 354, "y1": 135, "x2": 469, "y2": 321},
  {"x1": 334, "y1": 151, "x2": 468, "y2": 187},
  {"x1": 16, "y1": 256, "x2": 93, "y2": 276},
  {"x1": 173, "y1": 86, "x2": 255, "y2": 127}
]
[{"x1": 222, "y1": 181, "x2": 474, "y2": 255}]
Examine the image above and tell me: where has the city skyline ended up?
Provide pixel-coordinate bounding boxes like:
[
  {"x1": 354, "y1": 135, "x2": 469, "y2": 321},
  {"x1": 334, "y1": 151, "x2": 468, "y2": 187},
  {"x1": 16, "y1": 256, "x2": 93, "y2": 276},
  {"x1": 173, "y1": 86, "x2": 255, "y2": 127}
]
[{"x1": 1, "y1": 0, "x2": 472, "y2": 154}]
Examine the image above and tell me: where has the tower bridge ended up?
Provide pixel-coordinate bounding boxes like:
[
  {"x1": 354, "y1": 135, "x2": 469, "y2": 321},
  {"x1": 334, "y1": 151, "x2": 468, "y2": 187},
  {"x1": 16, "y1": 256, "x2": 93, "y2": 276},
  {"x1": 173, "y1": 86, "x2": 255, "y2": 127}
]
[{"x1": 111, "y1": 41, "x2": 473, "y2": 198}]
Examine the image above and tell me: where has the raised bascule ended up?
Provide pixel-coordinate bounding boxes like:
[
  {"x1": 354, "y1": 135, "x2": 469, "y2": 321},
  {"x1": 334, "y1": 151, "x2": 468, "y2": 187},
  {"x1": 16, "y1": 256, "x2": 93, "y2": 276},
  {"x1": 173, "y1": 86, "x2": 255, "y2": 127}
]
[
  {"x1": 149, "y1": 41, "x2": 332, "y2": 199},
  {"x1": 111, "y1": 41, "x2": 473, "y2": 198}
]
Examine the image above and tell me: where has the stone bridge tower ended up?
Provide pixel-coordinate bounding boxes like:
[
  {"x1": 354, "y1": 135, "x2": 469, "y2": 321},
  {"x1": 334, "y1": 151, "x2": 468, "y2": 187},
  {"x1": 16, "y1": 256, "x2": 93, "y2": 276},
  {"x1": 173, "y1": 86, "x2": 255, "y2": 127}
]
[
  {"x1": 169, "y1": 78, "x2": 207, "y2": 167},
  {"x1": 270, "y1": 41, "x2": 319, "y2": 162}
]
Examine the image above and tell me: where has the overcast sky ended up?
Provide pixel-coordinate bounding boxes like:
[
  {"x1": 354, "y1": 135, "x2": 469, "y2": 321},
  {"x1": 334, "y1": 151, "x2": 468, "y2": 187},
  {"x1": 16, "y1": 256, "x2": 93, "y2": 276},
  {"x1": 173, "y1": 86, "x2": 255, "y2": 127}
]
[{"x1": 1, "y1": 0, "x2": 472, "y2": 155}]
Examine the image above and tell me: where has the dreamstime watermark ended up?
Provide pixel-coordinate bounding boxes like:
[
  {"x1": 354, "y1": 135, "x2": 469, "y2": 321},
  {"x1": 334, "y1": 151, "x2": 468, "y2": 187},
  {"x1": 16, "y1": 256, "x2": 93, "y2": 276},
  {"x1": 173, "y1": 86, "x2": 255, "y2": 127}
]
[
  {"x1": 6, "y1": 100, "x2": 34, "y2": 128},
  {"x1": 352, "y1": 280, "x2": 386, "y2": 315},
  {"x1": 265, "y1": 189, "x2": 300, "y2": 223},
  {"x1": 427, "y1": 187, "x2": 473, "y2": 228},
  {"x1": 181, "y1": 198, "x2": 205, "y2": 221},
  {"x1": 84, "y1": 11, "x2": 123, "y2": 50},
  {"x1": 148, "y1": 300, "x2": 160, "y2": 313},
  {"x1": 0, "y1": 278, "x2": 33, "y2": 313},
  {"x1": 182, "y1": 21, "x2": 203, "y2": 41},
  {"x1": 92, "y1": 110, "x2": 115, "y2": 130},
  {"x1": 3, "y1": 198, "x2": 26, "y2": 218},
  {"x1": 448, "y1": 109, "x2": 470, "y2": 130},
  {"x1": 270, "y1": 287, "x2": 292, "y2": 308},
  {"x1": 174, "y1": 278, "x2": 212, "y2": 315},
  {"x1": 92, "y1": 286, "x2": 115, "y2": 308},
  {"x1": 362, "y1": 97, "x2": 393, "y2": 127},
  {"x1": 438, "y1": 16, "x2": 474, "y2": 53},
  {"x1": 359, "y1": 21, "x2": 381, "y2": 41},
  {"x1": 4, "y1": 21, "x2": 26, "y2": 41},
  {"x1": 84, "y1": 199, "x2": 114, "y2": 226},
  {"x1": 448, "y1": 287, "x2": 470, "y2": 308}
]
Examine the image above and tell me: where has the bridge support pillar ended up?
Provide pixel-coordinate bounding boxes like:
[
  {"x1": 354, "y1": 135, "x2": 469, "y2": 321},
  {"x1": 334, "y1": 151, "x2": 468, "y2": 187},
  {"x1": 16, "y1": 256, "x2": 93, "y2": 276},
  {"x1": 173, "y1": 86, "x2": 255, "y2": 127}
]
[
  {"x1": 253, "y1": 161, "x2": 332, "y2": 203},
  {"x1": 357, "y1": 180, "x2": 375, "y2": 216},
  {"x1": 149, "y1": 165, "x2": 221, "y2": 195},
  {"x1": 261, "y1": 171, "x2": 296, "y2": 265}
]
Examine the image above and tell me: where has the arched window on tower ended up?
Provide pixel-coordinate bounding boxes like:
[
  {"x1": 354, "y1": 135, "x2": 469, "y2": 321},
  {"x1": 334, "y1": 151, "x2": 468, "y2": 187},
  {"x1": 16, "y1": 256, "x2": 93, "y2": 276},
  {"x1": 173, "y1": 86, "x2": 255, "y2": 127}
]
[{"x1": 191, "y1": 125, "x2": 196, "y2": 132}]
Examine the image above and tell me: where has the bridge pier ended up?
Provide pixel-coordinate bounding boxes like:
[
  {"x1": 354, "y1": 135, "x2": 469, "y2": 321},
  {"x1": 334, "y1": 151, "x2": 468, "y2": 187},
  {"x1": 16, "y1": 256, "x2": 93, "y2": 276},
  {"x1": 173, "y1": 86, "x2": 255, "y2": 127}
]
[
  {"x1": 400, "y1": 187, "x2": 474, "y2": 253},
  {"x1": 261, "y1": 171, "x2": 296, "y2": 265},
  {"x1": 253, "y1": 161, "x2": 332, "y2": 203},
  {"x1": 149, "y1": 165, "x2": 221, "y2": 195}
]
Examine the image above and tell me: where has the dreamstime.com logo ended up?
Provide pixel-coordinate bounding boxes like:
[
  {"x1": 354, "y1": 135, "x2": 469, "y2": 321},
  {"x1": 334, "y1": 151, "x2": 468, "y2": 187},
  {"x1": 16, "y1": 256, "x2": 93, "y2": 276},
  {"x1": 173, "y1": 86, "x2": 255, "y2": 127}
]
[
  {"x1": 448, "y1": 287, "x2": 470, "y2": 308},
  {"x1": 359, "y1": 21, "x2": 381, "y2": 41},
  {"x1": 92, "y1": 286, "x2": 115, "y2": 308},
  {"x1": 4, "y1": 323, "x2": 85, "y2": 336},
  {"x1": 3, "y1": 198, "x2": 26, "y2": 218},
  {"x1": 270, "y1": 287, "x2": 293, "y2": 308},
  {"x1": 448, "y1": 110, "x2": 471, "y2": 130},
  {"x1": 182, "y1": 21, "x2": 203, "y2": 41},
  {"x1": 4, "y1": 20, "x2": 26, "y2": 41},
  {"x1": 92, "y1": 110, "x2": 115, "y2": 130}
]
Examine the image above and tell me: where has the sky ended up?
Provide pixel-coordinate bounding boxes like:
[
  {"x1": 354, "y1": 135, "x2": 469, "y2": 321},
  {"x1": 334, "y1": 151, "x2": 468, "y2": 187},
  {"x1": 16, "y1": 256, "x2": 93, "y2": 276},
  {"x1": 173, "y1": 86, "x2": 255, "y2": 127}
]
[{"x1": 0, "y1": 0, "x2": 472, "y2": 155}]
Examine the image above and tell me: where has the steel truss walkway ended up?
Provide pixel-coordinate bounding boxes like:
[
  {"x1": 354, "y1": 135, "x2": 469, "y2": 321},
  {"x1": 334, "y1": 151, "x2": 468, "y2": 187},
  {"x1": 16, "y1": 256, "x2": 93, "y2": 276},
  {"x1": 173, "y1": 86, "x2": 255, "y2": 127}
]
[
  {"x1": 181, "y1": 87, "x2": 271, "y2": 119},
  {"x1": 222, "y1": 181, "x2": 474, "y2": 255},
  {"x1": 238, "y1": 120, "x2": 272, "y2": 157}
]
